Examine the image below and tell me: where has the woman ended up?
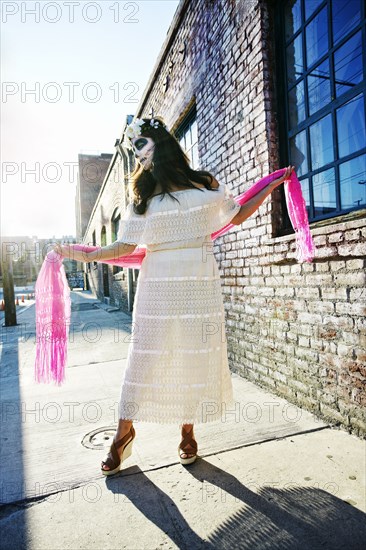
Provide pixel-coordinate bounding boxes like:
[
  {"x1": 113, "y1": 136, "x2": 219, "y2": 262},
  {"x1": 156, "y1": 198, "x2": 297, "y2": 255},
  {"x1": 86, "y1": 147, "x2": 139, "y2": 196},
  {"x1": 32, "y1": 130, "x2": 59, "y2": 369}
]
[{"x1": 56, "y1": 116, "x2": 293, "y2": 475}]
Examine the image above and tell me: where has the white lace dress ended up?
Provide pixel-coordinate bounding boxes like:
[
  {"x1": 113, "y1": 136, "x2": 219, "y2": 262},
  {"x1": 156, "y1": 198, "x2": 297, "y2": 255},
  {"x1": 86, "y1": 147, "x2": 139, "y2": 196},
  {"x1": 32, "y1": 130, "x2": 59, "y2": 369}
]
[{"x1": 116, "y1": 182, "x2": 241, "y2": 424}]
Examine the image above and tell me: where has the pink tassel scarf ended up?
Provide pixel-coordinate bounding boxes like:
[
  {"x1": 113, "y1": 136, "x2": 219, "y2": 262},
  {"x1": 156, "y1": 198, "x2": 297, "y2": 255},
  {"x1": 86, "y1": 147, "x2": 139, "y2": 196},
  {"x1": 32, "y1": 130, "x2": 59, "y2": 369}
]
[{"x1": 34, "y1": 169, "x2": 315, "y2": 385}]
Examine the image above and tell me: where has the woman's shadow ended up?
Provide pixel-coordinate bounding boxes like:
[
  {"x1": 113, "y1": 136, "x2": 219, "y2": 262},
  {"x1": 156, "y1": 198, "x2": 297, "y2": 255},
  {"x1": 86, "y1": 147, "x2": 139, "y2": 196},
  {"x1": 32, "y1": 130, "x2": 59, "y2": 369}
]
[{"x1": 103, "y1": 457, "x2": 366, "y2": 550}]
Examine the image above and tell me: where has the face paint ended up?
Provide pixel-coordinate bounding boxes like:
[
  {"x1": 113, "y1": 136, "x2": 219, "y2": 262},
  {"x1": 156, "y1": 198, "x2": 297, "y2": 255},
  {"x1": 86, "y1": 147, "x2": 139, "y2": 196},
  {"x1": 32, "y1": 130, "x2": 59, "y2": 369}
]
[{"x1": 130, "y1": 136, "x2": 155, "y2": 170}]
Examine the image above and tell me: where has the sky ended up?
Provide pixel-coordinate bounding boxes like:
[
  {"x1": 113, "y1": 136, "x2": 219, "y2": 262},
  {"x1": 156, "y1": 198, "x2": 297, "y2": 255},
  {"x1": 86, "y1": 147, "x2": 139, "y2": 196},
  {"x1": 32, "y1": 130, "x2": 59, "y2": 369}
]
[{"x1": 1, "y1": 0, "x2": 180, "y2": 239}]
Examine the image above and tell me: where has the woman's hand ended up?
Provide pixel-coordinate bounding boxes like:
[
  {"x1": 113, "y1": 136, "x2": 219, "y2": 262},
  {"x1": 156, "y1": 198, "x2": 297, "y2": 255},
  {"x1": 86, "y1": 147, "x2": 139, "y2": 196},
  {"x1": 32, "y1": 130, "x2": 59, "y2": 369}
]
[
  {"x1": 270, "y1": 165, "x2": 295, "y2": 189},
  {"x1": 53, "y1": 243, "x2": 70, "y2": 258}
]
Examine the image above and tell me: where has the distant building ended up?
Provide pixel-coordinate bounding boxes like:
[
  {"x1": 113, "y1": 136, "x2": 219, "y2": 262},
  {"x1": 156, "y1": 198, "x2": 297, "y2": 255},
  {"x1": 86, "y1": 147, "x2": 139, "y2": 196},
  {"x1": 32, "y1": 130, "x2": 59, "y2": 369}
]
[
  {"x1": 80, "y1": 127, "x2": 138, "y2": 311},
  {"x1": 75, "y1": 153, "x2": 113, "y2": 241},
  {"x1": 0, "y1": 234, "x2": 77, "y2": 285},
  {"x1": 0, "y1": 235, "x2": 40, "y2": 285}
]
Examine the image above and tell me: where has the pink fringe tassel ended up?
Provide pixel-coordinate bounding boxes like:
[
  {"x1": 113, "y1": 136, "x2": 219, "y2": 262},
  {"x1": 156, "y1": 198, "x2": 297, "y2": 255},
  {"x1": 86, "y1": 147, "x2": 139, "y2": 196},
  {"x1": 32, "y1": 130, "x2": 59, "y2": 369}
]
[{"x1": 34, "y1": 250, "x2": 71, "y2": 385}]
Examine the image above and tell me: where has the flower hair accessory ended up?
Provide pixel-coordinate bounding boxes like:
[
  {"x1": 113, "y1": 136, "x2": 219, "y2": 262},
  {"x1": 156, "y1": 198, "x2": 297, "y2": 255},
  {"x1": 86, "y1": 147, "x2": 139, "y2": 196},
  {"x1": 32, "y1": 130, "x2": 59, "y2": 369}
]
[{"x1": 123, "y1": 117, "x2": 166, "y2": 148}]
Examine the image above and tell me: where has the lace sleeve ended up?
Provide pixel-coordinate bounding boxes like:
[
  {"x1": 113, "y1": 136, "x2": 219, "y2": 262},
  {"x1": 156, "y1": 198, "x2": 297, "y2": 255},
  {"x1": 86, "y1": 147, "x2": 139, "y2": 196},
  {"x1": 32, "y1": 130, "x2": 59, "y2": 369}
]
[
  {"x1": 117, "y1": 203, "x2": 140, "y2": 245},
  {"x1": 218, "y1": 183, "x2": 241, "y2": 227},
  {"x1": 117, "y1": 184, "x2": 241, "y2": 246}
]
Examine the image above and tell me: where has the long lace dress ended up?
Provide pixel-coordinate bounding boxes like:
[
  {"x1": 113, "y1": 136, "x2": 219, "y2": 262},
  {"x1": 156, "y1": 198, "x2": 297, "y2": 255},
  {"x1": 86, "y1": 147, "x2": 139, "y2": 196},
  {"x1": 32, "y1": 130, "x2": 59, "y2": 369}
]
[{"x1": 116, "y1": 182, "x2": 241, "y2": 424}]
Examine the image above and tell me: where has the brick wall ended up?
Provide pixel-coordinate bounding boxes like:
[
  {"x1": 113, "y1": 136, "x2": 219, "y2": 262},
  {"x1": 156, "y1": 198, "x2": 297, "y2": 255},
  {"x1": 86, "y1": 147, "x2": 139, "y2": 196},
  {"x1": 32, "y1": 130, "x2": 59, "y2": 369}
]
[
  {"x1": 88, "y1": 0, "x2": 366, "y2": 436},
  {"x1": 76, "y1": 153, "x2": 113, "y2": 240}
]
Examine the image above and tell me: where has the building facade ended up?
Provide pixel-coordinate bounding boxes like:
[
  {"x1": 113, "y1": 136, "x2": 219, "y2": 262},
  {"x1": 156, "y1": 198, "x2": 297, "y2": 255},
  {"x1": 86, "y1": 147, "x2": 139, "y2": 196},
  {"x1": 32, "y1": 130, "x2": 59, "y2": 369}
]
[
  {"x1": 81, "y1": 130, "x2": 140, "y2": 311},
  {"x1": 0, "y1": 235, "x2": 77, "y2": 286},
  {"x1": 81, "y1": 0, "x2": 366, "y2": 436},
  {"x1": 75, "y1": 153, "x2": 113, "y2": 241}
]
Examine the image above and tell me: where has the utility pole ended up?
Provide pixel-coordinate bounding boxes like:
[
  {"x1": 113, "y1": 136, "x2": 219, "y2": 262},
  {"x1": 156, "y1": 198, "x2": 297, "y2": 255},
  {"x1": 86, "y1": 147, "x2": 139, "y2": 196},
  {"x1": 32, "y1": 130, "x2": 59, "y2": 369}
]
[{"x1": 1, "y1": 254, "x2": 17, "y2": 326}]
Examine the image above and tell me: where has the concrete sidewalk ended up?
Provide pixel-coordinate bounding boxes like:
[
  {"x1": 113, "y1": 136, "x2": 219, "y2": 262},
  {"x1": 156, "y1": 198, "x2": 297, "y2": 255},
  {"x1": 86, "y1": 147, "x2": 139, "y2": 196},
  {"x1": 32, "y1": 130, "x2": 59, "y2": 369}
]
[{"x1": 0, "y1": 291, "x2": 365, "y2": 549}]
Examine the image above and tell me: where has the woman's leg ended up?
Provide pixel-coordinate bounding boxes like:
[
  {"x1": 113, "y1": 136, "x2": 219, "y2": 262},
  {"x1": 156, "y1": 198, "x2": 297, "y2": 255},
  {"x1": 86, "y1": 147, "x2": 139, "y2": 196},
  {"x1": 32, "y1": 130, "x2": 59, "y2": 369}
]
[
  {"x1": 179, "y1": 423, "x2": 197, "y2": 459},
  {"x1": 101, "y1": 418, "x2": 134, "y2": 471},
  {"x1": 116, "y1": 418, "x2": 133, "y2": 439}
]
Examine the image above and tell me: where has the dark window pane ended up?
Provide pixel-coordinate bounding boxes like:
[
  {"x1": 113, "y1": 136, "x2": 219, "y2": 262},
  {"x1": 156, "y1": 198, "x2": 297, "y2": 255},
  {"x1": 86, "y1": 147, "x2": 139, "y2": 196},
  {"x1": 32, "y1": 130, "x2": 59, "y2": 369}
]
[
  {"x1": 305, "y1": 7, "x2": 328, "y2": 68},
  {"x1": 336, "y1": 94, "x2": 366, "y2": 158},
  {"x1": 332, "y1": 0, "x2": 361, "y2": 45},
  {"x1": 307, "y1": 59, "x2": 330, "y2": 116},
  {"x1": 334, "y1": 32, "x2": 363, "y2": 98},
  {"x1": 313, "y1": 168, "x2": 337, "y2": 216},
  {"x1": 305, "y1": 0, "x2": 324, "y2": 20},
  {"x1": 288, "y1": 80, "x2": 306, "y2": 128},
  {"x1": 285, "y1": 0, "x2": 301, "y2": 40},
  {"x1": 287, "y1": 34, "x2": 303, "y2": 85},
  {"x1": 310, "y1": 114, "x2": 334, "y2": 170},
  {"x1": 101, "y1": 227, "x2": 107, "y2": 247},
  {"x1": 339, "y1": 154, "x2": 366, "y2": 209},
  {"x1": 112, "y1": 216, "x2": 120, "y2": 242},
  {"x1": 290, "y1": 130, "x2": 308, "y2": 176}
]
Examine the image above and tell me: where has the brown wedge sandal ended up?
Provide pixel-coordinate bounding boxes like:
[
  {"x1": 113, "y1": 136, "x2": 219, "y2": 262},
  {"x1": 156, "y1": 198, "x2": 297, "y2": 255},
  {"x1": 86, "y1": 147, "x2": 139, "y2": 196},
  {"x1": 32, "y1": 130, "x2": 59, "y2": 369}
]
[
  {"x1": 101, "y1": 425, "x2": 136, "y2": 476},
  {"x1": 178, "y1": 425, "x2": 198, "y2": 465}
]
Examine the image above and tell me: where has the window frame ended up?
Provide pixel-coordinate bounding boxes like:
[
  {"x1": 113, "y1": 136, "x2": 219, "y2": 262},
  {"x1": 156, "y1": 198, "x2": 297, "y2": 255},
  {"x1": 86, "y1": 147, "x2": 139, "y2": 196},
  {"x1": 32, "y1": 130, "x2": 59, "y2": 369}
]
[
  {"x1": 174, "y1": 104, "x2": 200, "y2": 170},
  {"x1": 275, "y1": 0, "x2": 366, "y2": 230},
  {"x1": 91, "y1": 229, "x2": 98, "y2": 270},
  {"x1": 111, "y1": 209, "x2": 123, "y2": 275}
]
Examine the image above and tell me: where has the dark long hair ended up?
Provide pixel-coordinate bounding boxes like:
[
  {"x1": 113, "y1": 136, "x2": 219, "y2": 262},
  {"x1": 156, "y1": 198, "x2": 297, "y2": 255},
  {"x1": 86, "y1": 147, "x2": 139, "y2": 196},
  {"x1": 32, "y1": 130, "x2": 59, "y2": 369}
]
[{"x1": 127, "y1": 117, "x2": 218, "y2": 215}]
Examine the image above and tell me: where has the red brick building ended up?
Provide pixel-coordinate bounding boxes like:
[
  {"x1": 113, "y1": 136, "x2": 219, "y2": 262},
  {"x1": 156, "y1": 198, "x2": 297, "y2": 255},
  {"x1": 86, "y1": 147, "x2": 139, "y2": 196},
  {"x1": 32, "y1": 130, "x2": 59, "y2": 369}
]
[
  {"x1": 75, "y1": 153, "x2": 113, "y2": 241},
  {"x1": 82, "y1": 0, "x2": 366, "y2": 436}
]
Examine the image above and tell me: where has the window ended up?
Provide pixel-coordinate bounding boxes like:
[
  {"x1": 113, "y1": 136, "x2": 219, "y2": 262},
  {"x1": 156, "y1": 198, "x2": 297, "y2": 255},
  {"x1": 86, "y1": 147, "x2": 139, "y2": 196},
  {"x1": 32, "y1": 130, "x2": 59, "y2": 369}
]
[
  {"x1": 92, "y1": 230, "x2": 97, "y2": 269},
  {"x1": 174, "y1": 106, "x2": 200, "y2": 169},
  {"x1": 111, "y1": 209, "x2": 122, "y2": 275},
  {"x1": 279, "y1": 0, "x2": 365, "y2": 225},
  {"x1": 101, "y1": 226, "x2": 107, "y2": 247}
]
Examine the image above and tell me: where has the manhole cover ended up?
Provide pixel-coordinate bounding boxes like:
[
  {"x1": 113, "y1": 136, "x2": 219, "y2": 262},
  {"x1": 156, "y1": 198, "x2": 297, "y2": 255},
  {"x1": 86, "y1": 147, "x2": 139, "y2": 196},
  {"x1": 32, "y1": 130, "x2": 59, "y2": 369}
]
[
  {"x1": 72, "y1": 303, "x2": 97, "y2": 311},
  {"x1": 82, "y1": 426, "x2": 116, "y2": 450}
]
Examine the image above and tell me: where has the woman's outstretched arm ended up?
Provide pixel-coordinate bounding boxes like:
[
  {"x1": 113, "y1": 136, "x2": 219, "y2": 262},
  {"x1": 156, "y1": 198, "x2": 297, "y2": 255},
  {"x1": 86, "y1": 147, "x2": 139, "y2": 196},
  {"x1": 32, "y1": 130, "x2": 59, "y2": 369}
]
[
  {"x1": 55, "y1": 240, "x2": 137, "y2": 263},
  {"x1": 231, "y1": 165, "x2": 294, "y2": 225}
]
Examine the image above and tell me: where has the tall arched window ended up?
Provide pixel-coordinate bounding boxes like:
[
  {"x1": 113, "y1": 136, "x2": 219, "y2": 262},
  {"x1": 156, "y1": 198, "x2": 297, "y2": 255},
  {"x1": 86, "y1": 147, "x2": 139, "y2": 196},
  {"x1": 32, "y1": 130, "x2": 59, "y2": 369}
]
[
  {"x1": 91, "y1": 229, "x2": 97, "y2": 269},
  {"x1": 101, "y1": 226, "x2": 107, "y2": 247},
  {"x1": 111, "y1": 209, "x2": 122, "y2": 274},
  {"x1": 100, "y1": 226, "x2": 109, "y2": 297},
  {"x1": 175, "y1": 105, "x2": 199, "y2": 170},
  {"x1": 111, "y1": 209, "x2": 121, "y2": 241}
]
